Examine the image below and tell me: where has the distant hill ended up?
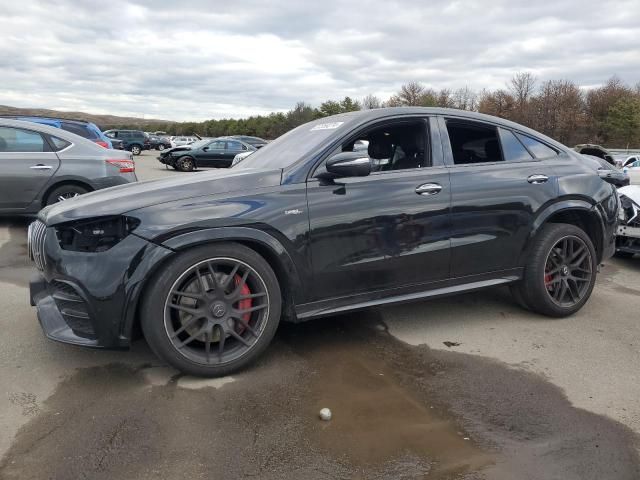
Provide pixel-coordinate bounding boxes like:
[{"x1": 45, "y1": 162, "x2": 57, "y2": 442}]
[{"x1": 0, "y1": 105, "x2": 173, "y2": 130}]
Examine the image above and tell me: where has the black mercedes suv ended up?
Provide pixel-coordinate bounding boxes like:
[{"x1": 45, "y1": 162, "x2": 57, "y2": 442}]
[{"x1": 28, "y1": 108, "x2": 618, "y2": 377}]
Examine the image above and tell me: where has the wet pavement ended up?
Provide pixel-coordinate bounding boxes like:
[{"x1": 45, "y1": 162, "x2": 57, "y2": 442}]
[{"x1": 0, "y1": 154, "x2": 639, "y2": 479}]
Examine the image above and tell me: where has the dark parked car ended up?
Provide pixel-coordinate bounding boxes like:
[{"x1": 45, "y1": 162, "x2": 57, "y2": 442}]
[
  {"x1": 229, "y1": 135, "x2": 268, "y2": 149},
  {"x1": 0, "y1": 116, "x2": 115, "y2": 149},
  {"x1": 147, "y1": 134, "x2": 171, "y2": 151},
  {"x1": 158, "y1": 137, "x2": 256, "y2": 171},
  {"x1": 103, "y1": 129, "x2": 150, "y2": 155},
  {"x1": 574, "y1": 144, "x2": 618, "y2": 166},
  {"x1": 28, "y1": 108, "x2": 617, "y2": 377}
]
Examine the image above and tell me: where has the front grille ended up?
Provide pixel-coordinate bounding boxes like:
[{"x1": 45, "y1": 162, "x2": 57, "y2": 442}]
[
  {"x1": 27, "y1": 220, "x2": 47, "y2": 271},
  {"x1": 50, "y1": 280, "x2": 96, "y2": 339}
]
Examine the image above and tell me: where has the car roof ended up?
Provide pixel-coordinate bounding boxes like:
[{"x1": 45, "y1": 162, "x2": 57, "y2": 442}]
[
  {"x1": 0, "y1": 115, "x2": 97, "y2": 126},
  {"x1": 0, "y1": 118, "x2": 99, "y2": 146}
]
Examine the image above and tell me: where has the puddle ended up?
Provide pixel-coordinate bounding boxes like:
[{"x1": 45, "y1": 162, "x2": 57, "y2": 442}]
[{"x1": 288, "y1": 324, "x2": 491, "y2": 477}]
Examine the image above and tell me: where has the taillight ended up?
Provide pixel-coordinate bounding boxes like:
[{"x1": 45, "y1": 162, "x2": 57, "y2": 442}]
[
  {"x1": 95, "y1": 140, "x2": 109, "y2": 148},
  {"x1": 106, "y1": 159, "x2": 135, "y2": 173}
]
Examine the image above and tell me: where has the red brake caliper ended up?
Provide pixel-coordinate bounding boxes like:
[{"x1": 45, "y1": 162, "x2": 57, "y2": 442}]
[
  {"x1": 544, "y1": 261, "x2": 553, "y2": 291},
  {"x1": 234, "y1": 275, "x2": 252, "y2": 333}
]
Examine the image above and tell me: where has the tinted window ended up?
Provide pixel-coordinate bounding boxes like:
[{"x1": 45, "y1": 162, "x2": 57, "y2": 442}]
[
  {"x1": 50, "y1": 136, "x2": 71, "y2": 151},
  {"x1": 61, "y1": 122, "x2": 96, "y2": 139},
  {"x1": 226, "y1": 140, "x2": 244, "y2": 151},
  {"x1": 516, "y1": 133, "x2": 558, "y2": 158},
  {"x1": 209, "y1": 140, "x2": 226, "y2": 149},
  {"x1": 499, "y1": 128, "x2": 534, "y2": 162},
  {"x1": 0, "y1": 127, "x2": 46, "y2": 152},
  {"x1": 446, "y1": 121, "x2": 503, "y2": 165}
]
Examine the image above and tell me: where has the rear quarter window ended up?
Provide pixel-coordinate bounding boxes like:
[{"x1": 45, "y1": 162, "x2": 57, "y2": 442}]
[{"x1": 515, "y1": 133, "x2": 558, "y2": 159}]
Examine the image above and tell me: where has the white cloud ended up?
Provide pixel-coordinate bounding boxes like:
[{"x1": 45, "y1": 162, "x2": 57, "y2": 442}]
[{"x1": 0, "y1": 0, "x2": 638, "y2": 121}]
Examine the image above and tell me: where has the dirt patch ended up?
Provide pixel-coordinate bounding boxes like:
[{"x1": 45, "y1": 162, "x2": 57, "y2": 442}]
[{"x1": 1, "y1": 314, "x2": 639, "y2": 479}]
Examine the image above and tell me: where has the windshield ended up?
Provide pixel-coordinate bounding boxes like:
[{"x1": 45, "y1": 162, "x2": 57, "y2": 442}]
[{"x1": 235, "y1": 115, "x2": 355, "y2": 170}]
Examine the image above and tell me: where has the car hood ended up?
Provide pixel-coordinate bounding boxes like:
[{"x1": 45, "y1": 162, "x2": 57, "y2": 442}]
[
  {"x1": 162, "y1": 145, "x2": 193, "y2": 155},
  {"x1": 40, "y1": 168, "x2": 282, "y2": 225}
]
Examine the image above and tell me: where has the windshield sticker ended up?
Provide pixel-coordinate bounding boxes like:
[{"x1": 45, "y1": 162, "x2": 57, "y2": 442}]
[{"x1": 310, "y1": 122, "x2": 344, "y2": 131}]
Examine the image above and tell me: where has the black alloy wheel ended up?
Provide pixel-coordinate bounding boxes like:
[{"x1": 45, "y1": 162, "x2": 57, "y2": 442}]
[
  {"x1": 511, "y1": 223, "x2": 597, "y2": 317},
  {"x1": 543, "y1": 236, "x2": 593, "y2": 308},
  {"x1": 141, "y1": 243, "x2": 281, "y2": 376}
]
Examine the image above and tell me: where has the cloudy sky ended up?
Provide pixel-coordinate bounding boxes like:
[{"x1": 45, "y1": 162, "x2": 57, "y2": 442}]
[{"x1": 1, "y1": 0, "x2": 639, "y2": 121}]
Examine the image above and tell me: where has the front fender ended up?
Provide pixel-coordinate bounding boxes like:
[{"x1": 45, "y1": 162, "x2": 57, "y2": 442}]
[{"x1": 162, "y1": 225, "x2": 307, "y2": 304}]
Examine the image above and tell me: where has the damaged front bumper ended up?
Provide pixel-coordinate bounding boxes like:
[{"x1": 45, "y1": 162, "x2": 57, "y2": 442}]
[{"x1": 616, "y1": 186, "x2": 640, "y2": 255}]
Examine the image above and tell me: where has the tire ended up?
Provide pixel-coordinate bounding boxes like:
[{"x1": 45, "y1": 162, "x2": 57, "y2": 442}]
[
  {"x1": 130, "y1": 144, "x2": 142, "y2": 155},
  {"x1": 141, "y1": 243, "x2": 282, "y2": 377},
  {"x1": 157, "y1": 144, "x2": 165, "y2": 151},
  {"x1": 44, "y1": 184, "x2": 90, "y2": 206},
  {"x1": 176, "y1": 156, "x2": 195, "y2": 172},
  {"x1": 511, "y1": 223, "x2": 597, "y2": 317}
]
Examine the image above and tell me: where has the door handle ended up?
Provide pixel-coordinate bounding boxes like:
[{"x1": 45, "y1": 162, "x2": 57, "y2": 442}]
[
  {"x1": 527, "y1": 174, "x2": 548, "y2": 184},
  {"x1": 30, "y1": 164, "x2": 53, "y2": 170},
  {"x1": 415, "y1": 183, "x2": 442, "y2": 195}
]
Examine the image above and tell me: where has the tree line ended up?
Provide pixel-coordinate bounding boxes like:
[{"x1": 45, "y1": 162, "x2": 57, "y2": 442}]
[{"x1": 108, "y1": 74, "x2": 640, "y2": 148}]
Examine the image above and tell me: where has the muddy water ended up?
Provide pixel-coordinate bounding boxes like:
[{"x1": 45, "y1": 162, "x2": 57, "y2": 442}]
[{"x1": 298, "y1": 328, "x2": 492, "y2": 477}]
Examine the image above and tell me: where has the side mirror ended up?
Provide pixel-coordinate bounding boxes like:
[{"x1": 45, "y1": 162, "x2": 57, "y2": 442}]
[
  {"x1": 202, "y1": 146, "x2": 209, "y2": 151},
  {"x1": 325, "y1": 151, "x2": 371, "y2": 178}
]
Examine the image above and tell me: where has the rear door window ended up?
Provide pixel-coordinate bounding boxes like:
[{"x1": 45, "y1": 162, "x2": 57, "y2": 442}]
[
  {"x1": 515, "y1": 133, "x2": 558, "y2": 159},
  {"x1": 226, "y1": 140, "x2": 245, "y2": 151},
  {"x1": 446, "y1": 120, "x2": 503, "y2": 164},
  {"x1": 499, "y1": 128, "x2": 534, "y2": 162},
  {"x1": 0, "y1": 127, "x2": 47, "y2": 152}
]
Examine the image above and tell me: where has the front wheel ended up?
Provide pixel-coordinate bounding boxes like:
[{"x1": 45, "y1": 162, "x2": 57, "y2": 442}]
[
  {"x1": 176, "y1": 156, "x2": 195, "y2": 172},
  {"x1": 157, "y1": 144, "x2": 165, "y2": 151},
  {"x1": 512, "y1": 223, "x2": 597, "y2": 317},
  {"x1": 141, "y1": 243, "x2": 282, "y2": 377},
  {"x1": 130, "y1": 145, "x2": 142, "y2": 155}
]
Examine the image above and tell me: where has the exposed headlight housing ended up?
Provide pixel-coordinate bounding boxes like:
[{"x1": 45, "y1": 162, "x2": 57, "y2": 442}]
[{"x1": 55, "y1": 216, "x2": 140, "y2": 252}]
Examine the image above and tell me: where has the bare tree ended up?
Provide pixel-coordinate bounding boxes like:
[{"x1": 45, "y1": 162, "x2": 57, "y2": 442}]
[
  {"x1": 452, "y1": 86, "x2": 478, "y2": 111},
  {"x1": 388, "y1": 81, "x2": 426, "y2": 106},
  {"x1": 508, "y1": 72, "x2": 537, "y2": 123},
  {"x1": 361, "y1": 94, "x2": 382, "y2": 109}
]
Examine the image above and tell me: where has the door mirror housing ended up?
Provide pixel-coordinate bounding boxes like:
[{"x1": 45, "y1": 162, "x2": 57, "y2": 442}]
[
  {"x1": 202, "y1": 146, "x2": 209, "y2": 151},
  {"x1": 324, "y1": 151, "x2": 371, "y2": 178}
]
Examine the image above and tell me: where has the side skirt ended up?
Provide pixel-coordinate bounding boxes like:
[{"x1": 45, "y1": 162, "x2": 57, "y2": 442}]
[{"x1": 294, "y1": 268, "x2": 523, "y2": 321}]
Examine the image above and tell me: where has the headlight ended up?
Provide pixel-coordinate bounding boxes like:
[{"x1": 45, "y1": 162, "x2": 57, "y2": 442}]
[{"x1": 55, "y1": 216, "x2": 140, "y2": 252}]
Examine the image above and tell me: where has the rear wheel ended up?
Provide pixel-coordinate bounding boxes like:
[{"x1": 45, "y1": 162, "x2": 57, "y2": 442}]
[
  {"x1": 512, "y1": 223, "x2": 597, "y2": 317},
  {"x1": 141, "y1": 243, "x2": 282, "y2": 377},
  {"x1": 157, "y1": 144, "x2": 165, "y2": 151},
  {"x1": 44, "y1": 184, "x2": 89, "y2": 206},
  {"x1": 176, "y1": 156, "x2": 195, "y2": 172}
]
